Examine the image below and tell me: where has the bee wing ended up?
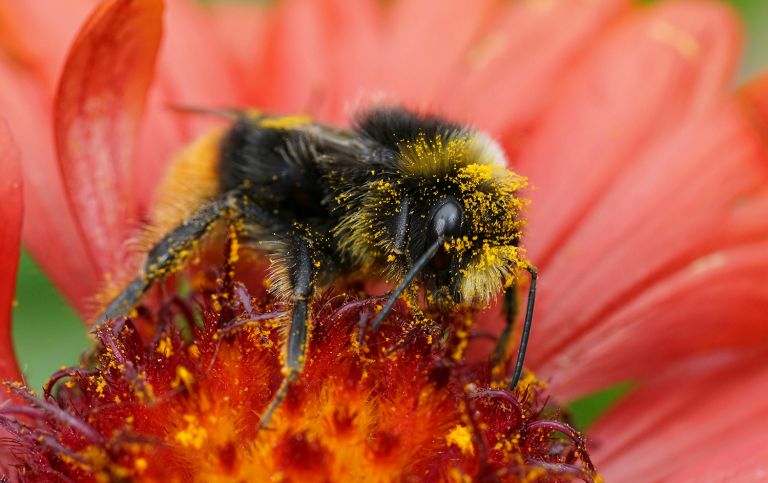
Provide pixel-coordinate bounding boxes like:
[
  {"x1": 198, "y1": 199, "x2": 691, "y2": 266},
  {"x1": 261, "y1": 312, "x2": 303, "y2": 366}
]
[{"x1": 302, "y1": 123, "x2": 373, "y2": 160}]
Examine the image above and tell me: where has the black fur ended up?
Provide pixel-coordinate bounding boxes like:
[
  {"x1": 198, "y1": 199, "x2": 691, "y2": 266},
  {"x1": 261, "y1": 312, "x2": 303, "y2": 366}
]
[
  {"x1": 219, "y1": 119, "x2": 330, "y2": 222},
  {"x1": 353, "y1": 107, "x2": 461, "y2": 150}
]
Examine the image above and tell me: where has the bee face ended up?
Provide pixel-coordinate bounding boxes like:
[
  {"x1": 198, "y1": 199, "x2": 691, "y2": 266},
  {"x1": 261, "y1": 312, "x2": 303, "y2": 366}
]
[{"x1": 335, "y1": 117, "x2": 529, "y2": 312}]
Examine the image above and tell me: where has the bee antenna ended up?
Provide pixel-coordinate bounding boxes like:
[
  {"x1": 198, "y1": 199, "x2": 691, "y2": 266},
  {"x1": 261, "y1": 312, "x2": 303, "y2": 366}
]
[
  {"x1": 371, "y1": 236, "x2": 445, "y2": 331},
  {"x1": 165, "y1": 105, "x2": 242, "y2": 120}
]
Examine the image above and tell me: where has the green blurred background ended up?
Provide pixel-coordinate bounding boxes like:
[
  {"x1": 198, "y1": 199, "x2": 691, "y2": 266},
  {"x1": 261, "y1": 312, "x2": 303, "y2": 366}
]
[{"x1": 12, "y1": 0, "x2": 768, "y2": 431}]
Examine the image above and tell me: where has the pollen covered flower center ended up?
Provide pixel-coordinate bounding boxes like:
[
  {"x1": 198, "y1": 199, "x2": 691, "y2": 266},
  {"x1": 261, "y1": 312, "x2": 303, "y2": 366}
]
[{"x1": 1, "y1": 242, "x2": 597, "y2": 483}]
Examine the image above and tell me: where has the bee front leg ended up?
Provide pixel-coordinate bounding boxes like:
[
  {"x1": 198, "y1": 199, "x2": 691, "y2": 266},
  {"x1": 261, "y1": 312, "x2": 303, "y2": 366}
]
[
  {"x1": 258, "y1": 231, "x2": 317, "y2": 429},
  {"x1": 492, "y1": 266, "x2": 539, "y2": 390},
  {"x1": 510, "y1": 267, "x2": 538, "y2": 390}
]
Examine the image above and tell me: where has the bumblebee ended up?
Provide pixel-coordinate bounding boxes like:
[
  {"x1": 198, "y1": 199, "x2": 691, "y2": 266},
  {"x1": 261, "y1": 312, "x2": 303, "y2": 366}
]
[{"x1": 100, "y1": 106, "x2": 538, "y2": 427}]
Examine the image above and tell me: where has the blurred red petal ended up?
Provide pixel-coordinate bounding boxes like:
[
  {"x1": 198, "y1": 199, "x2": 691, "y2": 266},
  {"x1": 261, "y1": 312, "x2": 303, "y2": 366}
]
[
  {"x1": 0, "y1": 0, "x2": 98, "y2": 90},
  {"x1": 0, "y1": 119, "x2": 23, "y2": 389},
  {"x1": 672, "y1": 433, "x2": 768, "y2": 482},
  {"x1": 439, "y1": 0, "x2": 628, "y2": 136},
  {"x1": 55, "y1": 0, "x2": 163, "y2": 276},
  {"x1": 522, "y1": 0, "x2": 742, "y2": 265},
  {"x1": 738, "y1": 65, "x2": 768, "y2": 123},
  {"x1": 255, "y1": 0, "x2": 385, "y2": 123},
  {"x1": 133, "y1": 0, "x2": 240, "y2": 213},
  {"x1": 546, "y1": 239, "x2": 768, "y2": 399},
  {"x1": 207, "y1": 0, "x2": 272, "y2": 106},
  {"x1": 590, "y1": 353, "x2": 768, "y2": 482},
  {"x1": 528, "y1": 101, "x2": 768, "y2": 397},
  {"x1": 258, "y1": 0, "x2": 332, "y2": 117},
  {"x1": 476, "y1": 0, "x2": 757, "y2": 393},
  {"x1": 309, "y1": 0, "x2": 384, "y2": 123},
  {"x1": 381, "y1": 0, "x2": 499, "y2": 111},
  {"x1": 0, "y1": 58, "x2": 99, "y2": 316}
]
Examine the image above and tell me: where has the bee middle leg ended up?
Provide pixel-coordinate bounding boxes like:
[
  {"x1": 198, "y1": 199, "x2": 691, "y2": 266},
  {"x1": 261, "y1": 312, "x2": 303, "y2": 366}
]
[{"x1": 258, "y1": 231, "x2": 318, "y2": 429}]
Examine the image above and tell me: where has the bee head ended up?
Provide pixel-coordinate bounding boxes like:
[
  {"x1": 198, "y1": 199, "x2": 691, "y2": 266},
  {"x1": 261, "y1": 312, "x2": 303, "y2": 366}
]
[
  {"x1": 396, "y1": 130, "x2": 529, "y2": 311},
  {"x1": 335, "y1": 108, "x2": 530, "y2": 312}
]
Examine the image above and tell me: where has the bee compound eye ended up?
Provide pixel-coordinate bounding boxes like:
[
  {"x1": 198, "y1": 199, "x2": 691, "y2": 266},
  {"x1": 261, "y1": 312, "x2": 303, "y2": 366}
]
[{"x1": 426, "y1": 200, "x2": 463, "y2": 272}]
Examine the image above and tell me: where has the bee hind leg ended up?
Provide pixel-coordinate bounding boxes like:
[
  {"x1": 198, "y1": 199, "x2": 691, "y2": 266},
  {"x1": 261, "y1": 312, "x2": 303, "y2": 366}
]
[
  {"x1": 99, "y1": 190, "x2": 282, "y2": 324},
  {"x1": 99, "y1": 202, "x2": 228, "y2": 323}
]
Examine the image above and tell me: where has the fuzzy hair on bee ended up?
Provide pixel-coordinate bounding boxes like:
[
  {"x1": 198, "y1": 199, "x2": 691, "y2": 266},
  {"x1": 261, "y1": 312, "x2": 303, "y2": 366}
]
[
  {"x1": 98, "y1": 106, "x2": 538, "y2": 429},
  {"x1": 332, "y1": 110, "x2": 530, "y2": 313}
]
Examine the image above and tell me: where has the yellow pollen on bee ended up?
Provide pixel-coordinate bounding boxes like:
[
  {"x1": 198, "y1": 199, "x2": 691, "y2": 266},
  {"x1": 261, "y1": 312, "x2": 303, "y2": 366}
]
[
  {"x1": 258, "y1": 114, "x2": 312, "y2": 130},
  {"x1": 229, "y1": 229, "x2": 241, "y2": 265}
]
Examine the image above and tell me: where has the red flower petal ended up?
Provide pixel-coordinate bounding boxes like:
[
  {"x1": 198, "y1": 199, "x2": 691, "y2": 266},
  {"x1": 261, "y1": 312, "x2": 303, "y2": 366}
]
[
  {"x1": 528, "y1": 100, "x2": 768, "y2": 397},
  {"x1": 258, "y1": 0, "x2": 333, "y2": 117},
  {"x1": 133, "y1": 0, "x2": 241, "y2": 214},
  {"x1": 672, "y1": 433, "x2": 768, "y2": 482},
  {"x1": 381, "y1": 0, "x2": 500, "y2": 111},
  {"x1": 254, "y1": 0, "x2": 387, "y2": 124},
  {"x1": 0, "y1": 119, "x2": 23, "y2": 390},
  {"x1": 0, "y1": 0, "x2": 98, "y2": 91},
  {"x1": 55, "y1": 0, "x2": 163, "y2": 276},
  {"x1": 589, "y1": 353, "x2": 768, "y2": 482},
  {"x1": 493, "y1": 0, "x2": 754, "y2": 394},
  {"x1": 439, "y1": 0, "x2": 627, "y2": 135},
  {"x1": 737, "y1": 64, "x2": 768, "y2": 129},
  {"x1": 208, "y1": 0, "x2": 271, "y2": 106},
  {"x1": 0, "y1": 55, "x2": 101, "y2": 315},
  {"x1": 521, "y1": 0, "x2": 742, "y2": 265},
  {"x1": 533, "y1": 96, "x2": 768, "y2": 395},
  {"x1": 307, "y1": 0, "x2": 384, "y2": 123},
  {"x1": 545, "y1": 239, "x2": 768, "y2": 399}
]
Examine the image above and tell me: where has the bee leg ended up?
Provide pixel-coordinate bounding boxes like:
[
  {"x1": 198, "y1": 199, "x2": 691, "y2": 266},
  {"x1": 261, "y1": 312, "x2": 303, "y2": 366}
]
[
  {"x1": 491, "y1": 281, "x2": 519, "y2": 370},
  {"x1": 100, "y1": 191, "x2": 281, "y2": 323},
  {"x1": 258, "y1": 233, "x2": 316, "y2": 429},
  {"x1": 510, "y1": 266, "x2": 538, "y2": 390},
  {"x1": 99, "y1": 202, "x2": 229, "y2": 322},
  {"x1": 371, "y1": 235, "x2": 444, "y2": 331},
  {"x1": 391, "y1": 197, "x2": 409, "y2": 254}
]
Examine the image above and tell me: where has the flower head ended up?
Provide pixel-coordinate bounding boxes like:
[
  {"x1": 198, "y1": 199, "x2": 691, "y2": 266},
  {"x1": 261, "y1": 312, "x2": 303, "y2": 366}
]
[{"x1": 2, "y1": 236, "x2": 598, "y2": 482}]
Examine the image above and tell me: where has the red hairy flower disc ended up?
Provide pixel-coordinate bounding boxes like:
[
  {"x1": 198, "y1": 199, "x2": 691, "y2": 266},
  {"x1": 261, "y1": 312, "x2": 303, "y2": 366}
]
[{"x1": 1, "y1": 237, "x2": 597, "y2": 483}]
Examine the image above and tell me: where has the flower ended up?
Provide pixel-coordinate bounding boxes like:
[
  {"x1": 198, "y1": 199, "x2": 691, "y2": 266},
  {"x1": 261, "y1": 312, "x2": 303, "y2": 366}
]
[
  {"x1": 1, "y1": 231, "x2": 600, "y2": 482},
  {"x1": 1, "y1": 0, "x2": 768, "y2": 481}
]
